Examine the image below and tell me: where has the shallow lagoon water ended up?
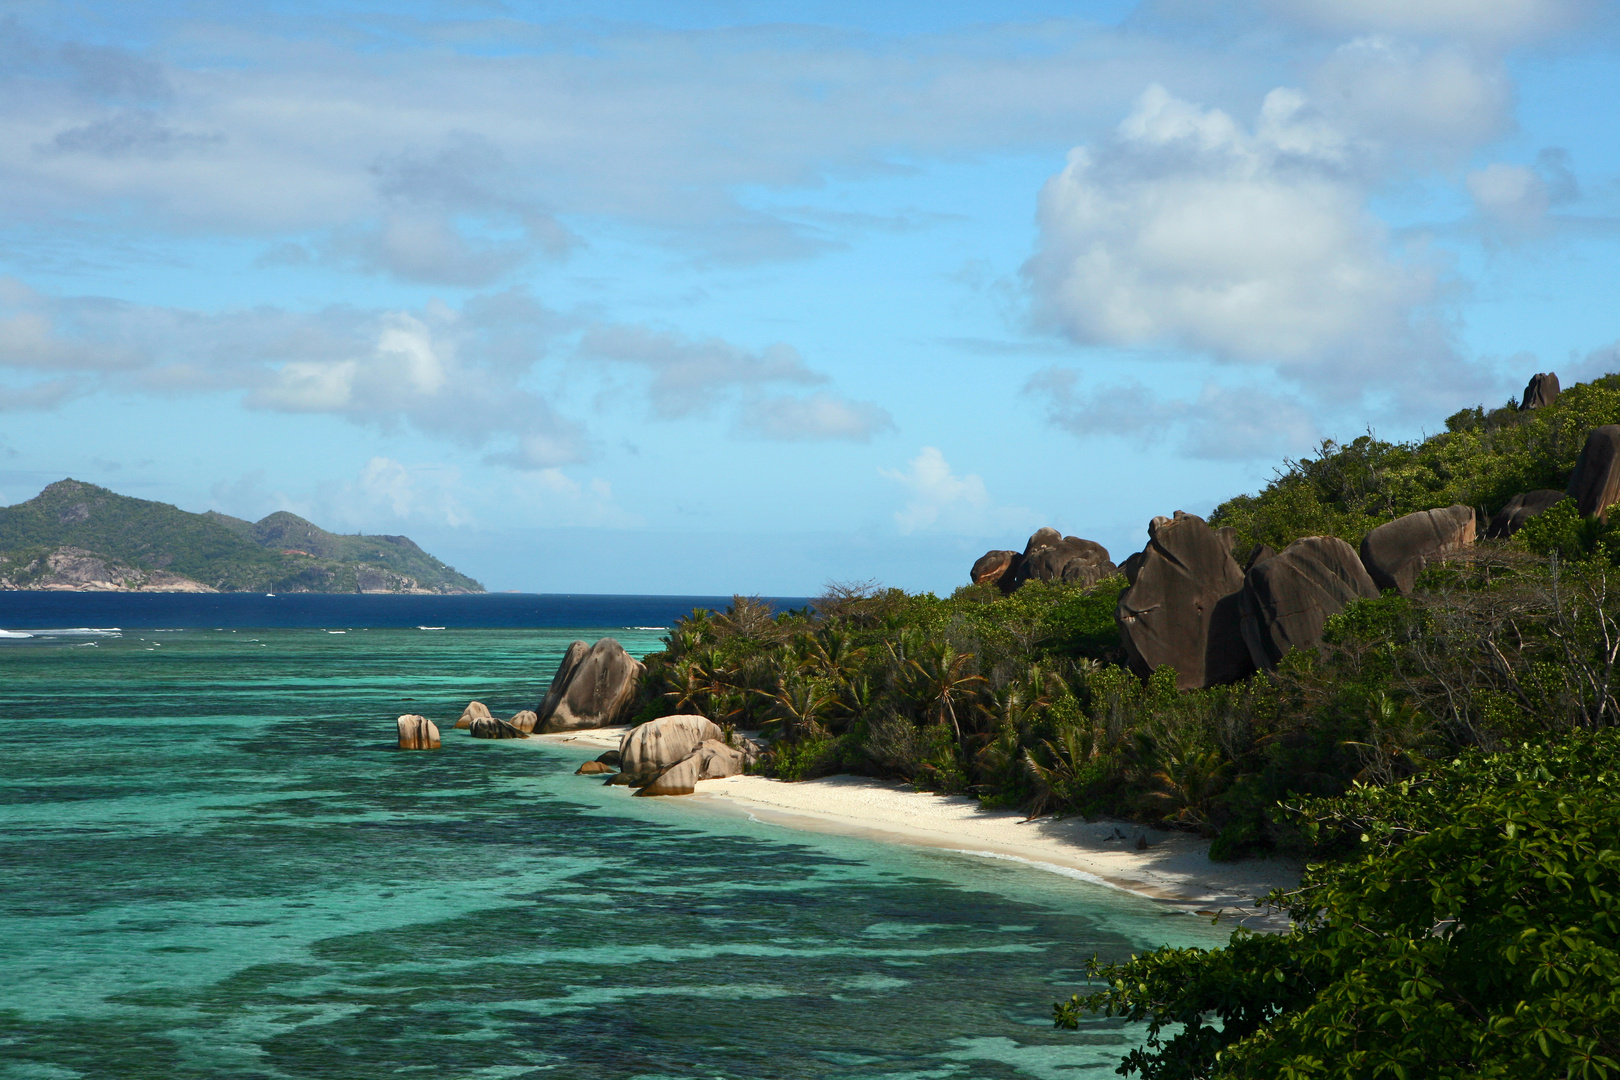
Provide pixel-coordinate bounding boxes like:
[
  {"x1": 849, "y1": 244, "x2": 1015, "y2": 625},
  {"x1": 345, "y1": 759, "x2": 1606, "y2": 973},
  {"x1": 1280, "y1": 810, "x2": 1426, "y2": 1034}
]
[{"x1": 0, "y1": 627, "x2": 1229, "y2": 1079}]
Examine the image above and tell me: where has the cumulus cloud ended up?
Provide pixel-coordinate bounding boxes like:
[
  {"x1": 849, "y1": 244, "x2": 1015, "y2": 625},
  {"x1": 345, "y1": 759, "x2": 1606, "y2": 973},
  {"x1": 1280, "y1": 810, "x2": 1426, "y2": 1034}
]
[
  {"x1": 1024, "y1": 83, "x2": 1452, "y2": 398},
  {"x1": 879, "y1": 447, "x2": 1035, "y2": 536},
  {"x1": 1024, "y1": 367, "x2": 1319, "y2": 460},
  {"x1": 1310, "y1": 38, "x2": 1510, "y2": 161}
]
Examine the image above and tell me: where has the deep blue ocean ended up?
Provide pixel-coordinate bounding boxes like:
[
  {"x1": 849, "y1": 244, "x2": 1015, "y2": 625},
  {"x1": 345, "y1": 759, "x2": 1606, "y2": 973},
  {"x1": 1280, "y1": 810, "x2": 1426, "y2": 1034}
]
[{"x1": 0, "y1": 594, "x2": 1228, "y2": 1079}]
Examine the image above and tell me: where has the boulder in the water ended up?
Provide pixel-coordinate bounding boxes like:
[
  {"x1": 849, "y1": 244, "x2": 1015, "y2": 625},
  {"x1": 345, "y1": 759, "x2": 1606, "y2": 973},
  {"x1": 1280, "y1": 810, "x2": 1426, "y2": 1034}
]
[
  {"x1": 469, "y1": 716, "x2": 529, "y2": 740},
  {"x1": 397, "y1": 714, "x2": 441, "y2": 750},
  {"x1": 596, "y1": 750, "x2": 622, "y2": 767},
  {"x1": 618, "y1": 715, "x2": 725, "y2": 784},
  {"x1": 1359, "y1": 506, "x2": 1476, "y2": 595},
  {"x1": 1239, "y1": 536, "x2": 1378, "y2": 670},
  {"x1": 535, "y1": 638, "x2": 646, "y2": 732},
  {"x1": 455, "y1": 701, "x2": 492, "y2": 729},
  {"x1": 508, "y1": 710, "x2": 539, "y2": 733},
  {"x1": 1487, "y1": 490, "x2": 1566, "y2": 539},
  {"x1": 575, "y1": 760, "x2": 615, "y2": 775},
  {"x1": 1520, "y1": 372, "x2": 1560, "y2": 411},
  {"x1": 1568, "y1": 426, "x2": 1620, "y2": 522},
  {"x1": 1115, "y1": 512, "x2": 1251, "y2": 689}
]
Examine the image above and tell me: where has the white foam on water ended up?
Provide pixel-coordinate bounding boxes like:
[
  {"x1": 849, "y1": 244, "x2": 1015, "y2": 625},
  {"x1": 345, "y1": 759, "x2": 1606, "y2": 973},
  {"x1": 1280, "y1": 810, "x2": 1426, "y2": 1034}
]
[
  {"x1": 628, "y1": 626, "x2": 666, "y2": 630},
  {"x1": 16, "y1": 627, "x2": 123, "y2": 637},
  {"x1": 416, "y1": 626, "x2": 446, "y2": 630},
  {"x1": 0, "y1": 629, "x2": 35, "y2": 639},
  {"x1": 326, "y1": 630, "x2": 346, "y2": 634},
  {"x1": 941, "y1": 848, "x2": 1136, "y2": 893}
]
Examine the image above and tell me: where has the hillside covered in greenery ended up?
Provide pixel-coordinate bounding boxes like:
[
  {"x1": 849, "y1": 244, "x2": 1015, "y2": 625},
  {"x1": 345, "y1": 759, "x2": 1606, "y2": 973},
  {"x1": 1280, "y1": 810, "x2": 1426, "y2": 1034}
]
[
  {"x1": 618, "y1": 373, "x2": 1620, "y2": 1074},
  {"x1": 0, "y1": 479, "x2": 483, "y2": 593}
]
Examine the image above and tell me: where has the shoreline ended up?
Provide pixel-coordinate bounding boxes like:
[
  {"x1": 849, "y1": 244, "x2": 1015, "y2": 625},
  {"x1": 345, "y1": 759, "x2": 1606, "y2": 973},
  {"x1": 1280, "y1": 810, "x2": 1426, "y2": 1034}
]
[{"x1": 536, "y1": 727, "x2": 1300, "y2": 930}]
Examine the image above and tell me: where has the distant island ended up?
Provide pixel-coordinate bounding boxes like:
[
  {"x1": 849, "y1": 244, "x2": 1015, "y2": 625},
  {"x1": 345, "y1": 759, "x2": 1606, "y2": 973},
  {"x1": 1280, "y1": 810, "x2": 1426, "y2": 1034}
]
[{"x1": 0, "y1": 479, "x2": 484, "y2": 594}]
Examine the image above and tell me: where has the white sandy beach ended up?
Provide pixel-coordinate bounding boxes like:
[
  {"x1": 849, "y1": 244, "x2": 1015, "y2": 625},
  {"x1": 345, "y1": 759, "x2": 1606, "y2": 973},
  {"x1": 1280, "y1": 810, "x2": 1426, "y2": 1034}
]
[{"x1": 536, "y1": 726, "x2": 1300, "y2": 929}]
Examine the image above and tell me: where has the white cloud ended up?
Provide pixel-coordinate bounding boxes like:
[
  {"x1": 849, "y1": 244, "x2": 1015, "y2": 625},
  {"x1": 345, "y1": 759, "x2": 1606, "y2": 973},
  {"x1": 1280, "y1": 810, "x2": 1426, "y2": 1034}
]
[
  {"x1": 734, "y1": 392, "x2": 895, "y2": 442},
  {"x1": 579, "y1": 325, "x2": 891, "y2": 442},
  {"x1": 1024, "y1": 83, "x2": 1446, "y2": 395},
  {"x1": 1264, "y1": 0, "x2": 1589, "y2": 43},
  {"x1": 1024, "y1": 367, "x2": 1319, "y2": 460},
  {"x1": 879, "y1": 447, "x2": 1034, "y2": 536},
  {"x1": 1468, "y1": 163, "x2": 1552, "y2": 233},
  {"x1": 1310, "y1": 38, "x2": 1510, "y2": 161}
]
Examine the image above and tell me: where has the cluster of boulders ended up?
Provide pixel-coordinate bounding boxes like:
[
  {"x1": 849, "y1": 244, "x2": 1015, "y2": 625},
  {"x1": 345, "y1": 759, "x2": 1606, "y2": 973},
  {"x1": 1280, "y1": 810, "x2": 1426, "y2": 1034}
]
[
  {"x1": 967, "y1": 375, "x2": 1620, "y2": 691},
  {"x1": 972, "y1": 526, "x2": 1117, "y2": 593},
  {"x1": 586, "y1": 714, "x2": 764, "y2": 795},
  {"x1": 391, "y1": 637, "x2": 759, "y2": 798}
]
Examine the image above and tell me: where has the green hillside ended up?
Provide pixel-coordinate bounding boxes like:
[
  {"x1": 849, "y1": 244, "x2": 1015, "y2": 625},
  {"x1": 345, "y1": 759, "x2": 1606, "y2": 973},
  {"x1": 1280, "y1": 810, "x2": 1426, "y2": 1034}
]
[{"x1": 0, "y1": 480, "x2": 484, "y2": 593}]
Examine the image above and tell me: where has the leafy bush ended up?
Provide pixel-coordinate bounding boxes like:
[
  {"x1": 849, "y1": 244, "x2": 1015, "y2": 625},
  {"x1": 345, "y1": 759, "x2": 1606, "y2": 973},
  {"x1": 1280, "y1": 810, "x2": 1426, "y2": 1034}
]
[{"x1": 1056, "y1": 731, "x2": 1620, "y2": 1079}]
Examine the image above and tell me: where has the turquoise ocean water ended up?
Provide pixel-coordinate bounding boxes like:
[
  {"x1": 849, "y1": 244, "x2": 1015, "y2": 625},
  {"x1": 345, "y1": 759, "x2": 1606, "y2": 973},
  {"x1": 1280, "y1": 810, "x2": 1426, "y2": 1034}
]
[{"x1": 0, "y1": 624, "x2": 1230, "y2": 1079}]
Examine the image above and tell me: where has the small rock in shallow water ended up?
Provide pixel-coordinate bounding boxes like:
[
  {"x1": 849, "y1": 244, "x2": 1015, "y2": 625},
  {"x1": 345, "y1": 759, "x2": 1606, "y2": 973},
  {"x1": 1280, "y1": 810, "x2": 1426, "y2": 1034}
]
[
  {"x1": 576, "y1": 760, "x2": 614, "y2": 775},
  {"x1": 455, "y1": 701, "x2": 492, "y2": 729},
  {"x1": 469, "y1": 716, "x2": 528, "y2": 740},
  {"x1": 397, "y1": 714, "x2": 440, "y2": 750},
  {"x1": 508, "y1": 710, "x2": 538, "y2": 733},
  {"x1": 596, "y1": 750, "x2": 621, "y2": 767}
]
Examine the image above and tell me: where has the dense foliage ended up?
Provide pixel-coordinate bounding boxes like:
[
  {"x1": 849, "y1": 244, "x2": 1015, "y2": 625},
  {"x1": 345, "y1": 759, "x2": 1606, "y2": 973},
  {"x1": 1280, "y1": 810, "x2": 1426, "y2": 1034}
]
[
  {"x1": 0, "y1": 479, "x2": 482, "y2": 592},
  {"x1": 1056, "y1": 732, "x2": 1620, "y2": 1079},
  {"x1": 1209, "y1": 373, "x2": 1620, "y2": 553},
  {"x1": 626, "y1": 374, "x2": 1620, "y2": 859}
]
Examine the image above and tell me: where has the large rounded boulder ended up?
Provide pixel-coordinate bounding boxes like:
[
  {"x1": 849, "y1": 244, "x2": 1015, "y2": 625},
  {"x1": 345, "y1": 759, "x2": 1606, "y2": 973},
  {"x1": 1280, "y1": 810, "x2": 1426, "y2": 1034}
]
[
  {"x1": 1487, "y1": 490, "x2": 1566, "y2": 539},
  {"x1": 397, "y1": 714, "x2": 440, "y2": 750},
  {"x1": 618, "y1": 715, "x2": 725, "y2": 785},
  {"x1": 1115, "y1": 511, "x2": 1251, "y2": 690},
  {"x1": 1239, "y1": 536, "x2": 1378, "y2": 670},
  {"x1": 1568, "y1": 426, "x2": 1620, "y2": 522},
  {"x1": 971, "y1": 550, "x2": 1022, "y2": 591},
  {"x1": 634, "y1": 738, "x2": 760, "y2": 797},
  {"x1": 1359, "y1": 505, "x2": 1476, "y2": 595},
  {"x1": 455, "y1": 701, "x2": 492, "y2": 729},
  {"x1": 535, "y1": 638, "x2": 646, "y2": 733}
]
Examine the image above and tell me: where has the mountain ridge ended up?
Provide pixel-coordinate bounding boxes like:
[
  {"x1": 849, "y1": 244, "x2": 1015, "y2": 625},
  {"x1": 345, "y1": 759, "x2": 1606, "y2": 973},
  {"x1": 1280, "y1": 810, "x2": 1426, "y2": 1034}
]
[{"x1": 0, "y1": 479, "x2": 484, "y2": 593}]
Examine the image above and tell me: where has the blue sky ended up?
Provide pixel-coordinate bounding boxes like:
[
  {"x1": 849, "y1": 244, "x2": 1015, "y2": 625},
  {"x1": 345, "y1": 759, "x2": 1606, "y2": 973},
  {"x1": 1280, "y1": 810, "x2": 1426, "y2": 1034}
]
[{"x1": 2, "y1": 0, "x2": 1618, "y2": 594}]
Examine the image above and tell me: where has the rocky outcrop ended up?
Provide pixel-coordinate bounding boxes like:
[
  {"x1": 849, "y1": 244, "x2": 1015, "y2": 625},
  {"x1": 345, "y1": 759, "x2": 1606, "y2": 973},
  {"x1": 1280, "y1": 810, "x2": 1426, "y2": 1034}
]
[
  {"x1": 1018, "y1": 527, "x2": 1116, "y2": 587},
  {"x1": 535, "y1": 639, "x2": 646, "y2": 732},
  {"x1": 0, "y1": 546, "x2": 214, "y2": 592},
  {"x1": 1239, "y1": 537, "x2": 1378, "y2": 670},
  {"x1": 1521, "y1": 372, "x2": 1560, "y2": 411},
  {"x1": 1359, "y1": 506, "x2": 1476, "y2": 595},
  {"x1": 971, "y1": 550, "x2": 1022, "y2": 591},
  {"x1": 1116, "y1": 512, "x2": 1252, "y2": 690},
  {"x1": 397, "y1": 714, "x2": 441, "y2": 750},
  {"x1": 575, "y1": 760, "x2": 615, "y2": 775},
  {"x1": 635, "y1": 738, "x2": 759, "y2": 796},
  {"x1": 618, "y1": 715, "x2": 725, "y2": 784},
  {"x1": 455, "y1": 701, "x2": 492, "y2": 729},
  {"x1": 508, "y1": 710, "x2": 539, "y2": 733},
  {"x1": 1568, "y1": 426, "x2": 1620, "y2": 522},
  {"x1": 1487, "y1": 490, "x2": 1566, "y2": 539},
  {"x1": 469, "y1": 716, "x2": 529, "y2": 740}
]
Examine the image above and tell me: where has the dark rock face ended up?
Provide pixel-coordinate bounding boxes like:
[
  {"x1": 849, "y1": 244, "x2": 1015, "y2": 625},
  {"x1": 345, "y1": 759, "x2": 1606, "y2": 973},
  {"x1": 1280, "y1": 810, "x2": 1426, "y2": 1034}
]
[
  {"x1": 1359, "y1": 506, "x2": 1476, "y2": 595},
  {"x1": 1520, "y1": 372, "x2": 1561, "y2": 411},
  {"x1": 535, "y1": 638, "x2": 646, "y2": 733},
  {"x1": 1487, "y1": 490, "x2": 1566, "y2": 539},
  {"x1": 1116, "y1": 511, "x2": 1252, "y2": 690},
  {"x1": 1014, "y1": 527, "x2": 1116, "y2": 588},
  {"x1": 469, "y1": 716, "x2": 529, "y2": 739},
  {"x1": 1568, "y1": 426, "x2": 1620, "y2": 522},
  {"x1": 971, "y1": 550, "x2": 1023, "y2": 591},
  {"x1": 1239, "y1": 537, "x2": 1378, "y2": 670}
]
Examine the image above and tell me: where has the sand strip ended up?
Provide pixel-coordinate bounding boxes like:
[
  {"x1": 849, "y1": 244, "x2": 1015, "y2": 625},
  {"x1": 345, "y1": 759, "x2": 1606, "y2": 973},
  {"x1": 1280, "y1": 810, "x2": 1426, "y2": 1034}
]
[{"x1": 534, "y1": 728, "x2": 1299, "y2": 930}]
